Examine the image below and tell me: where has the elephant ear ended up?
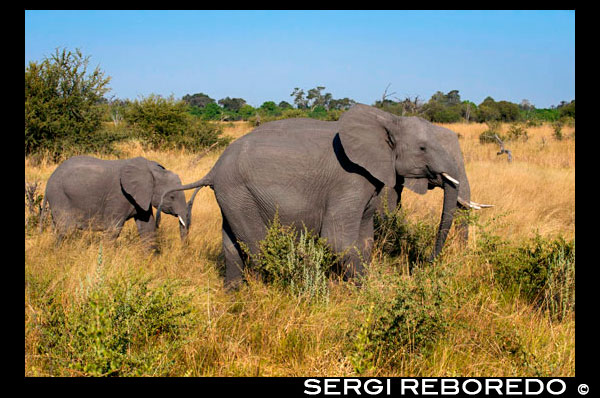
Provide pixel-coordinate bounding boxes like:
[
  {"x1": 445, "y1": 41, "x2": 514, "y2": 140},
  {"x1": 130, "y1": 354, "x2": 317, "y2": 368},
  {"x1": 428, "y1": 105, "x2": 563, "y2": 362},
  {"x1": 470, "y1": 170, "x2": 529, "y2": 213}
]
[
  {"x1": 338, "y1": 104, "x2": 396, "y2": 187},
  {"x1": 403, "y1": 178, "x2": 429, "y2": 195},
  {"x1": 120, "y1": 157, "x2": 154, "y2": 211}
]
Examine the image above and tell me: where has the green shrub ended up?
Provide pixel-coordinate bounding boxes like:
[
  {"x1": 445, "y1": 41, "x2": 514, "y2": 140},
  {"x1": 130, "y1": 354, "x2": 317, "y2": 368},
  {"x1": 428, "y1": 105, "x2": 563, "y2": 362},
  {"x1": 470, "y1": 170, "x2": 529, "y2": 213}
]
[
  {"x1": 480, "y1": 233, "x2": 575, "y2": 321},
  {"x1": 125, "y1": 94, "x2": 229, "y2": 151},
  {"x1": 552, "y1": 121, "x2": 564, "y2": 141},
  {"x1": 479, "y1": 120, "x2": 504, "y2": 144},
  {"x1": 25, "y1": 181, "x2": 44, "y2": 234},
  {"x1": 25, "y1": 48, "x2": 113, "y2": 160},
  {"x1": 350, "y1": 266, "x2": 450, "y2": 372},
  {"x1": 31, "y1": 247, "x2": 193, "y2": 376},
  {"x1": 506, "y1": 122, "x2": 529, "y2": 141},
  {"x1": 241, "y1": 213, "x2": 336, "y2": 303},
  {"x1": 373, "y1": 206, "x2": 436, "y2": 264}
]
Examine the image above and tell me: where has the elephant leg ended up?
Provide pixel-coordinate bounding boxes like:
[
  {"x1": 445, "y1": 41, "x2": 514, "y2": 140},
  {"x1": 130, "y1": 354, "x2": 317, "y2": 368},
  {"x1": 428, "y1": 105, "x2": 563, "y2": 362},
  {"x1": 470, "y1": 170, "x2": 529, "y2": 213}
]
[
  {"x1": 356, "y1": 208, "x2": 376, "y2": 269},
  {"x1": 320, "y1": 215, "x2": 365, "y2": 283},
  {"x1": 216, "y1": 187, "x2": 268, "y2": 289},
  {"x1": 50, "y1": 209, "x2": 71, "y2": 246},
  {"x1": 134, "y1": 212, "x2": 158, "y2": 252},
  {"x1": 221, "y1": 215, "x2": 246, "y2": 290},
  {"x1": 104, "y1": 217, "x2": 126, "y2": 241}
]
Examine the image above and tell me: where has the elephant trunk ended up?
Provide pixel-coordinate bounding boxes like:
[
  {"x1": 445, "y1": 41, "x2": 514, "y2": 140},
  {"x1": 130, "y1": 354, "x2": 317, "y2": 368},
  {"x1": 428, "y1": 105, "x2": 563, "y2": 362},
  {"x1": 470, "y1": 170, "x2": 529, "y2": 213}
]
[
  {"x1": 428, "y1": 177, "x2": 459, "y2": 262},
  {"x1": 156, "y1": 174, "x2": 213, "y2": 229},
  {"x1": 178, "y1": 216, "x2": 189, "y2": 242}
]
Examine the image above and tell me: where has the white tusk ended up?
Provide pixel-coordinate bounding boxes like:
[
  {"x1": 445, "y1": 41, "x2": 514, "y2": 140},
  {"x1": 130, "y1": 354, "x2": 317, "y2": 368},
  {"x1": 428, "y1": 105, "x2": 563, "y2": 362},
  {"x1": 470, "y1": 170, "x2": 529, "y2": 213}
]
[
  {"x1": 458, "y1": 196, "x2": 493, "y2": 210},
  {"x1": 441, "y1": 173, "x2": 460, "y2": 185},
  {"x1": 470, "y1": 201, "x2": 494, "y2": 208},
  {"x1": 457, "y1": 196, "x2": 470, "y2": 208},
  {"x1": 178, "y1": 216, "x2": 186, "y2": 228}
]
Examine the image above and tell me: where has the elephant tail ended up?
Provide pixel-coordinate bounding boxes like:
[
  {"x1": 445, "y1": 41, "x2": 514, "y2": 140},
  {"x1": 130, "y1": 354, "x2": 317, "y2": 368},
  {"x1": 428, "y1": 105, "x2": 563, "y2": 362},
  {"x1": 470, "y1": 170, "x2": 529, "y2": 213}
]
[{"x1": 156, "y1": 172, "x2": 214, "y2": 230}]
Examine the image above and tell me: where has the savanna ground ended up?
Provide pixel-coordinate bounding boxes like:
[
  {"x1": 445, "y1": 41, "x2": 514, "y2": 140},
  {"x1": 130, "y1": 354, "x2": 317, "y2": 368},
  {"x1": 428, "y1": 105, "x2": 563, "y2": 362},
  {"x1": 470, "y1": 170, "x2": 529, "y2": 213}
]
[{"x1": 25, "y1": 121, "x2": 575, "y2": 377}]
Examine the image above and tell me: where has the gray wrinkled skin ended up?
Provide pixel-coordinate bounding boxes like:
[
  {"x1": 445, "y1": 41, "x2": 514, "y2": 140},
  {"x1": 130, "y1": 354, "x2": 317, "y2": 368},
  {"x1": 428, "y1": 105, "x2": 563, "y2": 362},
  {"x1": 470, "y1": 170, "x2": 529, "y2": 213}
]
[
  {"x1": 377, "y1": 122, "x2": 472, "y2": 242},
  {"x1": 161, "y1": 104, "x2": 462, "y2": 289},
  {"x1": 41, "y1": 156, "x2": 188, "y2": 250}
]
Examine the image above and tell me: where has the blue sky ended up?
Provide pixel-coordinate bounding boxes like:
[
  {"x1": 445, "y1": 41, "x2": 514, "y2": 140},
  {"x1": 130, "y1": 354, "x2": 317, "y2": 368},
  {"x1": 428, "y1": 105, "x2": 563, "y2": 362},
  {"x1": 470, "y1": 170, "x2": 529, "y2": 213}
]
[{"x1": 25, "y1": 10, "x2": 575, "y2": 109}]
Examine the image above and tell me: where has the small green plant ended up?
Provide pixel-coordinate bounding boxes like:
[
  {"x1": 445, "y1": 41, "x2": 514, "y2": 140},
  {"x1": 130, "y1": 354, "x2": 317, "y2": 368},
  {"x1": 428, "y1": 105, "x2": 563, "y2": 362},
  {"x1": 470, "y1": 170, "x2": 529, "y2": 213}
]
[
  {"x1": 479, "y1": 120, "x2": 504, "y2": 144},
  {"x1": 32, "y1": 246, "x2": 193, "y2": 376},
  {"x1": 478, "y1": 231, "x2": 574, "y2": 321},
  {"x1": 25, "y1": 181, "x2": 44, "y2": 233},
  {"x1": 241, "y1": 212, "x2": 336, "y2": 302},
  {"x1": 350, "y1": 266, "x2": 450, "y2": 372},
  {"x1": 506, "y1": 122, "x2": 528, "y2": 141},
  {"x1": 373, "y1": 206, "x2": 436, "y2": 264},
  {"x1": 552, "y1": 121, "x2": 564, "y2": 141}
]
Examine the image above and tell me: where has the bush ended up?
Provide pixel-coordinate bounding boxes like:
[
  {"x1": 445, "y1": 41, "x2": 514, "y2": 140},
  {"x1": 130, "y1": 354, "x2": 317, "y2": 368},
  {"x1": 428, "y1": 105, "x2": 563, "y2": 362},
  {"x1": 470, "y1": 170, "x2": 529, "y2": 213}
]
[
  {"x1": 479, "y1": 233, "x2": 575, "y2": 321},
  {"x1": 25, "y1": 181, "x2": 44, "y2": 234},
  {"x1": 125, "y1": 94, "x2": 230, "y2": 151},
  {"x1": 25, "y1": 48, "x2": 113, "y2": 160},
  {"x1": 241, "y1": 213, "x2": 336, "y2": 303},
  {"x1": 552, "y1": 121, "x2": 564, "y2": 141},
  {"x1": 479, "y1": 120, "x2": 504, "y2": 144},
  {"x1": 350, "y1": 266, "x2": 450, "y2": 372},
  {"x1": 506, "y1": 122, "x2": 529, "y2": 141},
  {"x1": 373, "y1": 206, "x2": 436, "y2": 264},
  {"x1": 30, "y1": 246, "x2": 193, "y2": 376}
]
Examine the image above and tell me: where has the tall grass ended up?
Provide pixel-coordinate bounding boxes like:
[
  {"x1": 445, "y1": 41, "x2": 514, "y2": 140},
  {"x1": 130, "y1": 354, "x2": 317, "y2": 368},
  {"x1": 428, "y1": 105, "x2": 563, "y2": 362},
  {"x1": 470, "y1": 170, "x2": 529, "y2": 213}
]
[{"x1": 25, "y1": 121, "x2": 575, "y2": 376}]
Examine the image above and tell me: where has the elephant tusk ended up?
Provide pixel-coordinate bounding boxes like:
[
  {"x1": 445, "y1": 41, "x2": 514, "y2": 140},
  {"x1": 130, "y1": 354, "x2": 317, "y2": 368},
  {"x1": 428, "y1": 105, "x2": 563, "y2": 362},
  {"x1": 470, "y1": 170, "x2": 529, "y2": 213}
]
[
  {"x1": 458, "y1": 196, "x2": 479, "y2": 209},
  {"x1": 457, "y1": 196, "x2": 469, "y2": 208},
  {"x1": 441, "y1": 172, "x2": 460, "y2": 186},
  {"x1": 469, "y1": 202, "x2": 482, "y2": 210},
  {"x1": 470, "y1": 200, "x2": 494, "y2": 208},
  {"x1": 458, "y1": 196, "x2": 495, "y2": 210},
  {"x1": 178, "y1": 216, "x2": 186, "y2": 228}
]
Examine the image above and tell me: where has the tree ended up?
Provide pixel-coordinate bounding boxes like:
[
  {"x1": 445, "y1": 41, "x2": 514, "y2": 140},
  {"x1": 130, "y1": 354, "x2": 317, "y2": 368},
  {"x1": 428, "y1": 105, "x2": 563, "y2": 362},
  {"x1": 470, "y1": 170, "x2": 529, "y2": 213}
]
[
  {"x1": 218, "y1": 97, "x2": 246, "y2": 112},
  {"x1": 259, "y1": 101, "x2": 281, "y2": 116},
  {"x1": 496, "y1": 101, "x2": 521, "y2": 122},
  {"x1": 558, "y1": 100, "x2": 575, "y2": 119},
  {"x1": 182, "y1": 92, "x2": 215, "y2": 108},
  {"x1": 25, "y1": 48, "x2": 112, "y2": 158},
  {"x1": 306, "y1": 86, "x2": 332, "y2": 110},
  {"x1": 239, "y1": 104, "x2": 256, "y2": 120},
  {"x1": 200, "y1": 102, "x2": 223, "y2": 121},
  {"x1": 328, "y1": 97, "x2": 356, "y2": 111},
  {"x1": 461, "y1": 101, "x2": 477, "y2": 122},
  {"x1": 421, "y1": 90, "x2": 463, "y2": 122},
  {"x1": 291, "y1": 88, "x2": 308, "y2": 109}
]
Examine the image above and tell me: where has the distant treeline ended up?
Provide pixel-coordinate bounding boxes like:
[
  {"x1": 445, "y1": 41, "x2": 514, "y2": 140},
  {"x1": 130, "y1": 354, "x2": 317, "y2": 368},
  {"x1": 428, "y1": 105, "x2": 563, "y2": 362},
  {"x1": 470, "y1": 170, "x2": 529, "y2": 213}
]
[
  {"x1": 166, "y1": 87, "x2": 575, "y2": 126},
  {"x1": 25, "y1": 48, "x2": 574, "y2": 160}
]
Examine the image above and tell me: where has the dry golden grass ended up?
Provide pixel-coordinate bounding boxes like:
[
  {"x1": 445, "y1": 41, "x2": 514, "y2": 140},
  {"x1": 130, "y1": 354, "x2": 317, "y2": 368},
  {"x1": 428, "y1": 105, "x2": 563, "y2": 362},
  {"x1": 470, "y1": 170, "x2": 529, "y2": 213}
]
[{"x1": 25, "y1": 121, "x2": 575, "y2": 377}]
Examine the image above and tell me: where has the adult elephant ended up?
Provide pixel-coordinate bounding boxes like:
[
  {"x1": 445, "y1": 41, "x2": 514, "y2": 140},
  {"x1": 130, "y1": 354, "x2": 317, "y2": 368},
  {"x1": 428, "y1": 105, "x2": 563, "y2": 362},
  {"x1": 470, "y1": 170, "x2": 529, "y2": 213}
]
[
  {"x1": 160, "y1": 104, "x2": 469, "y2": 288},
  {"x1": 377, "y1": 123, "x2": 492, "y2": 243},
  {"x1": 41, "y1": 156, "x2": 189, "y2": 250}
]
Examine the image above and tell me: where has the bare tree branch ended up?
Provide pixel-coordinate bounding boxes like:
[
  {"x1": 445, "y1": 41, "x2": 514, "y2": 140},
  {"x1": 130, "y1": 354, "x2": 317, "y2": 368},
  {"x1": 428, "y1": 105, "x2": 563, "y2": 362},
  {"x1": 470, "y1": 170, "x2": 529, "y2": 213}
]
[
  {"x1": 494, "y1": 134, "x2": 513, "y2": 162},
  {"x1": 381, "y1": 83, "x2": 397, "y2": 103}
]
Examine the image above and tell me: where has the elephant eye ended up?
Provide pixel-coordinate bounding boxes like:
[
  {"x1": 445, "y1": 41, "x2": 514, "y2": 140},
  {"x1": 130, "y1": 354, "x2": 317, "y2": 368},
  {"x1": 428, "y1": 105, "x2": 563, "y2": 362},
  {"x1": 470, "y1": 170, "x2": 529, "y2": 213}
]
[{"x1": 420, "y1": 146, "x2": 427, "y2": 152}]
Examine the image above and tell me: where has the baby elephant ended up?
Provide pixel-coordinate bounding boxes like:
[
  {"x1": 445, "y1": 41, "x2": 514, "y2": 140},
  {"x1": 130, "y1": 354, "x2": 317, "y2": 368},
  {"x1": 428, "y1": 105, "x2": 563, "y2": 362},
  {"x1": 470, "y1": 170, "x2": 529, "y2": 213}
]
[{"x1": 40, "y1": 155, "x2": 189, "y2": 250}]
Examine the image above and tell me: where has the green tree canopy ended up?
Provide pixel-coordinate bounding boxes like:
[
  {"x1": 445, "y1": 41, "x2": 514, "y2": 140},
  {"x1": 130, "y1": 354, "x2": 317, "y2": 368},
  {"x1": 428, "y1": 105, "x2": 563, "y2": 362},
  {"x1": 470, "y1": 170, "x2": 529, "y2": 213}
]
[
  {"x1": 25, "y1": 48, "x2": 112, "y2": 158},
  {"x1": 218, "y1": 97, "x2": 247, "y2": 112},
  {"x1": 182, "y1": 92, "x2": 215, "y2": 108}
]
